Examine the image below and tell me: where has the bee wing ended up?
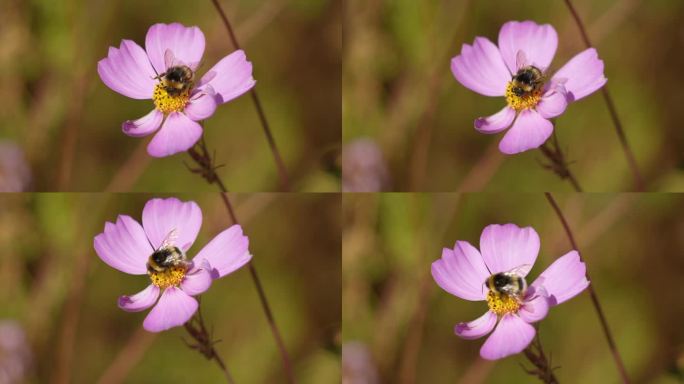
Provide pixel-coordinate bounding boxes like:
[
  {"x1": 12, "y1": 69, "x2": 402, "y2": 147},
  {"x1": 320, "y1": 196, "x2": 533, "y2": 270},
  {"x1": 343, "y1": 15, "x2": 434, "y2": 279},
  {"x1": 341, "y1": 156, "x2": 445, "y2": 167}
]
[
  {"x1": 159, "y1": 228, "x2": 179, "y2": 250},
  {"x1": 515, "y1": 50, "x2": 528, "y2": 71},
  {"x1": 164, "y1": 49, "x2": 183, "y2": 69},
  {"x1": 506, "y1": 264, "x2": 531, "y2": 276}
]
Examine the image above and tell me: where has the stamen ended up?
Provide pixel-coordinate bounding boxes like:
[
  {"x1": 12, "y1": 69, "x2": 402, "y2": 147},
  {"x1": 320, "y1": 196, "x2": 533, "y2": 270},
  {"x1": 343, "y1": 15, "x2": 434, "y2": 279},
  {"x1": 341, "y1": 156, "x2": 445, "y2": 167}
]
[
  {"x1": 486, "y1": 290, "x2": 522, "y2": 315},
  {"x1": 505, "y1": 82, "x2": 542, "y2": 111},
  {"x1": 148, "y1": 265, "x2": 188, "y2": 288},
  {"x1": 153, "y1": 83, "x2": 191, "y2": 114}
]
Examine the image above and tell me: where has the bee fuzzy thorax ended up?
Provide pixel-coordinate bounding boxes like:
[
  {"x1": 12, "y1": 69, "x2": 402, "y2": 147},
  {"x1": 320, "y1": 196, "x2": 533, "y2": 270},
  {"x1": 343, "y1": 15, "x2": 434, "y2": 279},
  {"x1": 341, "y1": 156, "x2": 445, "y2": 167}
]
[
  {"x1": 484, "y1": 271, "x2": 527, "y2": 315},
  {"x1": 146, "y1": 246, "x2": 189, "y2": 289},
  {"x1": 152, "y1": 65, "x2": 195, "y2": 114},
  {"x1": 506, "y1": 65, "x2": 545, "y2": 111}
]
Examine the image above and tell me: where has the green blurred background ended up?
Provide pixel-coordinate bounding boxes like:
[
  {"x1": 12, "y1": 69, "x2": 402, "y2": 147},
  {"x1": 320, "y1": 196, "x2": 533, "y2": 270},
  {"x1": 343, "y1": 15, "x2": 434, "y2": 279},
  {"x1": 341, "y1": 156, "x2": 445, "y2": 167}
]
[
  {"x1": 0, "y1": 193, "x2": 341, "y2": 383},
  {"x1": 343, "y1": 0, "x2": 684, "y2": 191},
  {"x1": 0, "y1": 0, "x2": 341, "y2": 192},
  {"x1": 343, "y1": 193, "x2": 684, "y2": 383}
]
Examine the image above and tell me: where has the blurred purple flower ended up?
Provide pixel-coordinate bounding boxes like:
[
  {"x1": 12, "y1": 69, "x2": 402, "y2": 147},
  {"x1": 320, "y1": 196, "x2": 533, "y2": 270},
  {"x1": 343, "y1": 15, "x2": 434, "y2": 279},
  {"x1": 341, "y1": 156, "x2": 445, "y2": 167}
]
[
  {"x1": 431, "y1": 223, "x2": 589, "y2": 360},
  {"x1": 98, "y1": 23, "x2": 256, "y2": 157},
  {"x1": 451, "y1": 21, "x2": 607, "y2": 154},
  {"x1": 342, "y1": 138, "x2": 390, "y2": 192},
  {"x1": 94, "y1": 197, "x2": 252, "y2": 332},
  {"x1": 0, "y1": 141, "x2": 31, "y2": 192},
  {"x1": 0, "y1": 321, "x2": 32, "y2": 384},
  {"x1": 342, "y1": 342, "x2": 379, "y2": 384}
]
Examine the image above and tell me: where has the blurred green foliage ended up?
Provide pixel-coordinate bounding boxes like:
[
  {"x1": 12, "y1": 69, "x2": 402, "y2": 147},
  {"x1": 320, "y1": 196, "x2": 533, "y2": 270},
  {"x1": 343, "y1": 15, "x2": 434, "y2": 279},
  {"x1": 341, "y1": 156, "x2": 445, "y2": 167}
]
[
  {"x1": 343, "y1": 193, "x2": 684, "y2": 383},
  {"x1": 0, "y1": 0, "x2": 341, "y2": 192},
  {"x1": 343, "y1": 0, "x2": 684, "y2": 191},
  {"x1": 0, "y1": 193, "x2": 341, "y2": 383}
]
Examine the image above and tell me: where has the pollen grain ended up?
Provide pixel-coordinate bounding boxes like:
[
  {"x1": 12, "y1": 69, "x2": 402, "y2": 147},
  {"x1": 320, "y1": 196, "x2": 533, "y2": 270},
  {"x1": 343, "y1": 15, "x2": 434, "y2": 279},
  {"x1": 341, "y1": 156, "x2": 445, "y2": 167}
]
[
  {"x1": 486, "y1": 290, "x2": 522, "y2": 316},
  {"x1": 505, "y1": 82, "x2": 542, "y2": 111},
  {"x1": 148, "y1": 265, "x2": 187, "y2": 289},
  {"x1": 153, "y1": 83, "x2": 190, "y2": 114}
]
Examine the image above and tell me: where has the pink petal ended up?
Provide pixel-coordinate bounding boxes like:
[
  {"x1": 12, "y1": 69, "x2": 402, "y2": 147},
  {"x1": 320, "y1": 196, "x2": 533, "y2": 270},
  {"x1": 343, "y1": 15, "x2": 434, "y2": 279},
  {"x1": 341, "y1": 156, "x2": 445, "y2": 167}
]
[
  {"x1": 97, "y1": 40, "x2": 156, "y2": 99},
  {"x1": 192, "y1": 225, "x2": 251, "y2": 279},
  {"x1": 180, "y1": 262, "x2": 213, "y2": 296},
  {"x1": 518, "y1": 286, "x2": 550, "y2": 323},
  {"x1": 122, "y1": 109, "x2": 163, "y2": 137},
  {"x1": 531, "y1": 250, "x2": 589, "y2": 306},
  {"x1": 498, "y1": 109, "x2": 553, "y2": 154},
  {"x1": 479, "y1": 224, "x2": 539, "y2": 276},
  {"x1": 142, "y1": 197, "x2": 202, "y2": 252},
  {"x1": 475, "y1": 106, "x2": 516, "y2": 134},
  {"x1": 94, "y1": 215, "x2": 152, "y2": 275},
  {"x1": 143, "y1": 287, "x2": 198, "y2": 332},
  {"x1": 454, "y1": 311, "x2": 497, "y2": 340},
  {"x1": 201, "y1": 50, "x2": 256, "y2": 104},
  {"x1": 431, "y1": 241, "x2": 490, "y2": 301},
  {"x1": 184, "y1": 85, "x2": 217, "y2": 121},
  {"x1": 145, "y1": 23, "x2": 205, "y2": 74},
  {"x1": 450, "y1": 37, "x2": 511, "y2": 97},
  {"x1": 480, "y1": 314, "x2": 535, "y2": 360},
  {"x1": 498, "y1": 21, "x2": 558, "y2": 73},
  {"x1": 536, "y1": 86, "x2": 568, "y2": 119},
  {"x1": 146, "y1": 112, "x2": 203, "y2": 157},
  {"x1": 552, "y1": 48, "x2": 607, "y2": 101},
  {"x1": 118, "y1": 284, "x2": 160, "y2": 312}
]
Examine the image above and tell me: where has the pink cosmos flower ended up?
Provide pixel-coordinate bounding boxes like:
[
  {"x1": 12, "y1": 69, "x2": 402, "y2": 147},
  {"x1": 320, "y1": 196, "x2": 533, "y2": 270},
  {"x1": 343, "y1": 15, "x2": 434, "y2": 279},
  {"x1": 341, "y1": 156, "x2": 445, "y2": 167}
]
[
  {"x1": 431, "y1": 223, "x2": 589, "y2": 360},
  {"x1": 451, "y1": 20, "x2": 607, "y2": 154},
  {"x1": 98, "y1": 23, "x2": 256, "y2": 157},
  {"x1": 94, "y1": 197, "x2": 252, "y2": 332}
]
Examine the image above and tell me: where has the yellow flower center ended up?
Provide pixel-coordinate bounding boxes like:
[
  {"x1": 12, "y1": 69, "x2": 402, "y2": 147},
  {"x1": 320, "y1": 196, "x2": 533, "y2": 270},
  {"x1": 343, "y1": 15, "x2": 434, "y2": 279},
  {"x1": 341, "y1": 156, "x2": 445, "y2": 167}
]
[
  {"x1": 486, "y1": 290, "x2": 522, "y2": 316},
  {"x1": 505, "y1": 81, "x2": 542, "y2": 111},
  {"x1": 148, "y1": 265, "x2": 188, "y2": 289},
  {"x1": 152, "y1": 83, "x2": 191, "y2": 114}
]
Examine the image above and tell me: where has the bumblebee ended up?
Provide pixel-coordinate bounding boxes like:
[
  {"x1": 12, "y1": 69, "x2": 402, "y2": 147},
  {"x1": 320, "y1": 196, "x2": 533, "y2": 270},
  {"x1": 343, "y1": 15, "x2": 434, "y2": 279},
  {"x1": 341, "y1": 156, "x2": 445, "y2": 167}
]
[
  {"x1": 155, "y1": 65, "x2": 195, "y2": 97},
  {"x1": 510, "y1": 66, "x2": 545, "y2": 97},
  {"x1": 485, "y1": 268, "x2": 528, "y2": 302},
  {"x1": 146, "y1": 229, "x2": 189, "y2": 273}
]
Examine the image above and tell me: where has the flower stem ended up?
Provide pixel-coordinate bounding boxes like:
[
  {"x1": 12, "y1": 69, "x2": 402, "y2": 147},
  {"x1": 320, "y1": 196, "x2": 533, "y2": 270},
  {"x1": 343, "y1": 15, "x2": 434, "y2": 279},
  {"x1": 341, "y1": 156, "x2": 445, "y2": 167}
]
[
  {"x1": 562, "y1": 0, "x2": 645, "y2": 191},
  {"x1": 186, "y1": 139, "x2": 296, "y2": 384},
  {"x1": 521, "y1": 333, "x2": 559, "y2": 384},
  {"x1": 210, "y1": 0, "x2": 291, "y2": 191},
  {"x1": 183, "y1": 303, "x2": 236, "y2": 384},
  {"x1": 539, "y1": 132, "x2": 582, "y2": 192},
  {"x1": 544, "y1": 193, "x2": 630, "y2": 383}
]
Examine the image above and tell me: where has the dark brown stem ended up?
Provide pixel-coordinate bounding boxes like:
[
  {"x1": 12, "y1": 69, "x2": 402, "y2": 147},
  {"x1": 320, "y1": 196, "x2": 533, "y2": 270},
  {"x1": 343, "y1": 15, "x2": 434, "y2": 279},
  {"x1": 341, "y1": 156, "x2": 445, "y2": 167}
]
[
  {"x1": 562, "y1": 0, "x2": 645, "y2": 191},
  {"x1": 538, "y1": 132, "x2": 582, "y2": 192},
  {"x1": 186, "y1": 140, "x2": 296, "y2": 384},
  {"x1": 521, "y1": 333, "x2": 559, "y2": 384},
  {"x1": 184, "y1": 303, "x2": 235, "y2": 384},
  {"x1": 210, "y1": 0, "x2": 291, "y2": 191},
  {"x1": 544, "y1": 193, "x2": 630, "y2": 383}
]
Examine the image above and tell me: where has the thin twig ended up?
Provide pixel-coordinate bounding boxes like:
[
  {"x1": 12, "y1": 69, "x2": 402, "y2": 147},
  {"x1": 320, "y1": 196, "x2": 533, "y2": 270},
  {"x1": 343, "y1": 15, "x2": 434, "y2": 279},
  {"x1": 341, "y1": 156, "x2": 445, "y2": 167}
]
[
  {"x1": 544, "y1": 193, "x2": 630, "y2": 383},
  {"x1": 183, "y1": 303, "x2": 235, "y2": 384},
  {"x1": 521, "y1": 333, "x2": 559, "y2": 384},
  {"x1": 562, "y1": 0, "x2": 645, "y2": 191},
  {"x1": 538, "y1": 132, "x2": 582, "y2": 192},
  {"x1": 210, "y1": 0, "x2": 291, "y2": 191},
  {"x1": 187, "y1": 140, "x2": 296, "y2": 384}
]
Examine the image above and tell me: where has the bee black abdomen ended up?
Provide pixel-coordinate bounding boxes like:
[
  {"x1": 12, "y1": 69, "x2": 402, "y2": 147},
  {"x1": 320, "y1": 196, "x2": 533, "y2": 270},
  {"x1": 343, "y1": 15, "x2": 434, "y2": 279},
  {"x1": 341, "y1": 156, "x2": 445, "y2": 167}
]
[
  {"x1": 151, "y1": 248, "x2": 171, "y2": 265},
  {"x1": 492, "y1": 273, "x2": 513, "y2": 290},
  {"x1": 160, "y1": 65, "x2": 193, "y2": 96}
]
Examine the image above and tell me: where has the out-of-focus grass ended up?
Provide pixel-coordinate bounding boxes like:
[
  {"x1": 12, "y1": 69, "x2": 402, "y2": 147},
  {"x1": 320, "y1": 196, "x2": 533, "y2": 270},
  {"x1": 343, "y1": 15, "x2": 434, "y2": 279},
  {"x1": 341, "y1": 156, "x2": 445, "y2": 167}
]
[
  {"x1": 343, "y1": 0, "x2": 684, "y2": 191},
  {"x1": 0, "y1": 0, "x2": 341, "y2": 192},
  {"x1": 0, "y1": 193, "x2": 341, "y2": 383},
  {"x1": 342, "y1": 193, "x2": 684, "y2": 383}
]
